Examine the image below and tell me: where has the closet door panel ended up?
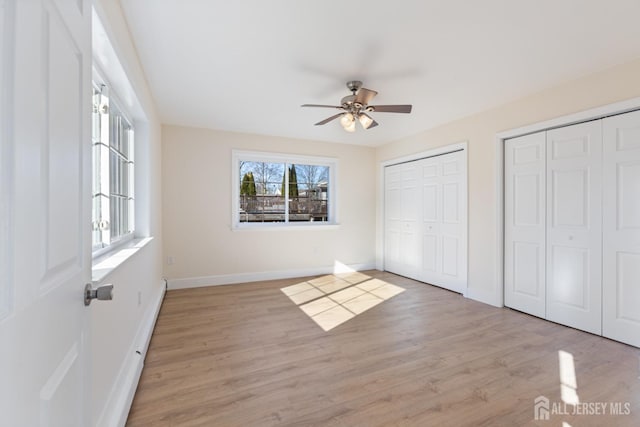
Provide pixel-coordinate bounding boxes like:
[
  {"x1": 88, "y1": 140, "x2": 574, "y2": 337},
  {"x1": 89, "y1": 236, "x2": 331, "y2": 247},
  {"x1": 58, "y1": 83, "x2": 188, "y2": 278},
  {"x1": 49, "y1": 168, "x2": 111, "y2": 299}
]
[
  {"x1": 546, "y1": 121, "x2": 602, "y2": 335},
  {"x1": 603, "y1": 110, "x2": 640, "y2": 347},
  {"x1": 400, "y1": 165, "x2": 421, "y2": 279},
  {"x1": 419, "y1": 151, "x2": 466, "y2": 293},
  {"x1": 504, "y1": 132, "x2": 546, "y2": 318},
  {"x1": 384, "y1": 162, "x2": 421, "y2": 280},
  {"x1": 420, "y1": 157, "x2": 441, "y2": 283},
  {"x1": 384, "y1": 166, "x2": 403, "y2": 275},
  {"x1": 422, "y1": 234, "x2": 438, "y2": 273},
  {"x1": 438, "y1": 151, "x2": 466, "y2": 291},
  {"x1": 442, "y1": 236, "x2": 459, "y2": 276},
  {"x1": 549, "y1": 246, "x2": 588, "y2": 308}
]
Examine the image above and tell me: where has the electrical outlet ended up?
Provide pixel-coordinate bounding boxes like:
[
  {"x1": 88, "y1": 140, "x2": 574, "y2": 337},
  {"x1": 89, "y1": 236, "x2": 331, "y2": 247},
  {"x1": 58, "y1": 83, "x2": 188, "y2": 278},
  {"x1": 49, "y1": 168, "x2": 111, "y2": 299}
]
[
  {"x1": 137, "y1": 291, "x2": 142, "y2": 307},
  {"x1": 167, "y1": 256, "x2": 174, "y2": 265}
]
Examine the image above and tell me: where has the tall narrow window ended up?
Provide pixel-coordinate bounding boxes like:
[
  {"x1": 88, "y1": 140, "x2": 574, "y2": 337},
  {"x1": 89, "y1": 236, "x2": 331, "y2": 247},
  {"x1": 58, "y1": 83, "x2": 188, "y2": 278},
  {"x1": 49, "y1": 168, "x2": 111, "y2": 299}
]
[{"x1": 92, "y1": 83, "x2": 135, "y2": 251}]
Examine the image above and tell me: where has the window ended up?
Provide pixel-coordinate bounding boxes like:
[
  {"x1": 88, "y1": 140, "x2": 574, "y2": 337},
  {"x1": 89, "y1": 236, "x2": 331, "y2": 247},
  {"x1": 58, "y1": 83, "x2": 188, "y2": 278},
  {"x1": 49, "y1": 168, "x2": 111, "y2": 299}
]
[
  {"x1": 232, "y1": 151, "x2": 337, "y2": 227},
  {"x1": 91, "y1": 82, "x2": 135, "y2": 251}
]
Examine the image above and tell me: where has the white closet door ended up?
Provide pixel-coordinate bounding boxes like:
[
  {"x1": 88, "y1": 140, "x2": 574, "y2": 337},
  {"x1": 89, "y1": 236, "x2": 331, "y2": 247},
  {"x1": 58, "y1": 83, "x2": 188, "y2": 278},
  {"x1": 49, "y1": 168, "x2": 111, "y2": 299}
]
[
  {"x1": 384, "y1": 162, "x2": 421, "y2": 279},
  {"x1": 504, "y1": 132, "x2": 546, "y2": 318},
  {"x1": 603, "y1": 110, "x2": 640, "y2": 347},
  {"x1": 384, "y1": 165, "x2": 403, "y2": 274},
  {"x1": 546, "y1": 121, "x2": 602, "y2": 335},
  {"x1": 384, "y1": 149, "x2": 467, "y2": 290},
  {"x1": 419, "y1": 151, "x2": 467, "y2": 293},
  {"x1": 419, "y1": 157, "x2": 440, "y2": 283},
  {"x1": 440, "y1": 152, "x2": 467, "y2": 292}
]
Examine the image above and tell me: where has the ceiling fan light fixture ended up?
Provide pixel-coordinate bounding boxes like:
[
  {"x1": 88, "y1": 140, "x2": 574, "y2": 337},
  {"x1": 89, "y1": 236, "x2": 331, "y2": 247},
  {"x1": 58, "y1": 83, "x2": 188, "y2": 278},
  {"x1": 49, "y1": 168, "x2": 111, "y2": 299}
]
[
  {"x1": 340, "y1": 113, "x2": 356, "y2": 132},
  {"x1": 340, "y1": 113, "x2": 354, "y2": 127},
  {"x1": 343, "y1": 118, "x2": 356, "y2": 132},
  {"x1": 358, "y1": 113, "x2": 374, "y2": 129}
]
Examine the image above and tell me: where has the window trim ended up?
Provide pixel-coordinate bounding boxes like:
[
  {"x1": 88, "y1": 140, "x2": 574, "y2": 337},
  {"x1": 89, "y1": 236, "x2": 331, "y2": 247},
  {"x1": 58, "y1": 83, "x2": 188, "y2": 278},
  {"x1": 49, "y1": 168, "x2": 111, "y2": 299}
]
[{"x1": 231, "y1": 150, "x2": 339, "y2": 230}]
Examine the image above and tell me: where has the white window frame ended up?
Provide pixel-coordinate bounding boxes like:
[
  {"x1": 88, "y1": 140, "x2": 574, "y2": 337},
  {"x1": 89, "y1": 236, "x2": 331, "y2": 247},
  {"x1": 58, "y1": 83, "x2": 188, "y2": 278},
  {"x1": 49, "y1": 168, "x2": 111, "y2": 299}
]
[
  {"x1": 91, "y1": 68, "x2": 135, "y2": 257},
  {"x1": 231, "y1": 150, "x2": 339, "y2": 230}
]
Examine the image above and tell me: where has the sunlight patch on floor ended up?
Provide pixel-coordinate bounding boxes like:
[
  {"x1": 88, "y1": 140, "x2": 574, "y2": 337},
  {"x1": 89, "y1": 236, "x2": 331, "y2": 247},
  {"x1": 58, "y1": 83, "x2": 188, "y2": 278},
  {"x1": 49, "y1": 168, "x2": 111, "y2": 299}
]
[
  {"x1": 558, "y1": 350, "x2": 580, "y2": 405},
  {"x1": 281, "y1": 273, "x2": 405, "y2": 331}
]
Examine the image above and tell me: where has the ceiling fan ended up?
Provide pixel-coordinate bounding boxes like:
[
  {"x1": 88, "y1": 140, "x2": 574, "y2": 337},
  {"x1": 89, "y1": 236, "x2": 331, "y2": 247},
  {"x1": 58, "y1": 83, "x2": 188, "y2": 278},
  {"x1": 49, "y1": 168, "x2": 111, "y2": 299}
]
[{"x1": 302, "y1": 81, "x2": 412, "y2": 132}]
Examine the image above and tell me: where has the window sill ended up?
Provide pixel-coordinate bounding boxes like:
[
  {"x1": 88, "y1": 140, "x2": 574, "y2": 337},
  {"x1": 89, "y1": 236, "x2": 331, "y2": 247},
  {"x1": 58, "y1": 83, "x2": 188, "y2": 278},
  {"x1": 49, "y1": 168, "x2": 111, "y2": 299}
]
[
  {"x1": 231, "y1": 223, "x2": 340, "y2": 232},
  {"x1": 92, "y1": 237, "x2": 153, "y2": 283}
]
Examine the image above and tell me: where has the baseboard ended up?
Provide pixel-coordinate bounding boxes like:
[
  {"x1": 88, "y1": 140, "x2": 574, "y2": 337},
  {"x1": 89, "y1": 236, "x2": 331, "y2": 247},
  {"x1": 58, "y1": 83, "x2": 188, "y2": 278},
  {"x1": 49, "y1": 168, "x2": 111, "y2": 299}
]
[
  {"x1": 96, "y1": 281, "x2": 166, "y2": 427},
  {"x1": 465, "y1": 285, "x2": 503, "y2": 308},
  {"x1": 167, "y1": 263, "x2": 377, "y2": 290}
]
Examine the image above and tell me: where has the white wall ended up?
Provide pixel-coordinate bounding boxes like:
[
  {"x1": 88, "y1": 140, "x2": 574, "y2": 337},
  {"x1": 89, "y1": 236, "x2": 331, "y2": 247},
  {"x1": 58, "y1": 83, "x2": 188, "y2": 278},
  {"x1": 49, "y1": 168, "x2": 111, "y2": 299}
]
[
  {"x1": 91, "y1": 2, "x2": 163, "y2": 426},
  {"x1": 376, "y1": 58, "x2": 640, "y2": 306},
  {"x1": 162, "y1": 125, "x2": 376, "y2": 286}
]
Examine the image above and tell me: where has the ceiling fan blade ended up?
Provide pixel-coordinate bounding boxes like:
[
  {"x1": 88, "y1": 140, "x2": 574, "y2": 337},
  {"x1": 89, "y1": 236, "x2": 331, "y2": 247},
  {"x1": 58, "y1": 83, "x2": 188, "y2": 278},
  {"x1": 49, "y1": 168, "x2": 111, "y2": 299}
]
[
  {"x1": 355, "y1": 88, "x2": 378, "y2": 105},
  {"x1": 314, "y1": 113, "x2": 344, "y2": 126},
  {"x1": 369, "y1": 105, "x2": 412, "y2": 113},
  {"x1": 367, "y1": 119, "x2": 379, "y2": 129},
  {"x1": 301, "y1": 104, "x2": 342, "y2": 109}
]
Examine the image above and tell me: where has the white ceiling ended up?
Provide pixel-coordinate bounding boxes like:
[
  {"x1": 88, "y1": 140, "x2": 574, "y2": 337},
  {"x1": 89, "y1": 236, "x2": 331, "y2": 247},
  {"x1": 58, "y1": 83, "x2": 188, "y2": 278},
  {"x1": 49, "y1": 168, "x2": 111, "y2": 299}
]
[{"x1": 120, "y1": 0, "x2": 640, "y2": 147}]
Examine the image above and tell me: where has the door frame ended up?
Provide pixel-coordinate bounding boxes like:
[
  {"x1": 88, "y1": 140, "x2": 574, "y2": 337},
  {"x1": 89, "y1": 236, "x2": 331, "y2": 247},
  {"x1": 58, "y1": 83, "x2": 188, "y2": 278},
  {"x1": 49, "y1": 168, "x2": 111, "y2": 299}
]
[
  {"x1": 495, "y1": 96, "x2": 640, "y2": 307},
  {"x1": 378, "y1": 141, "x2": 468, "y2": 295}
]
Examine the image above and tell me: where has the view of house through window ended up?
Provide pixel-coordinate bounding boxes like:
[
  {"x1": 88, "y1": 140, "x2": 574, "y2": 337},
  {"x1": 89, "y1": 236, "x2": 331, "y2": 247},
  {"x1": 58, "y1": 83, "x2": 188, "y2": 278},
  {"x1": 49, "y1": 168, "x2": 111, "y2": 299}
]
[
  {"x1": 238, "y1": 161, "x2": 330, "y2": 223},
  {"x1": 92, "y1": 82, "x2": 135, "y2": 251}
]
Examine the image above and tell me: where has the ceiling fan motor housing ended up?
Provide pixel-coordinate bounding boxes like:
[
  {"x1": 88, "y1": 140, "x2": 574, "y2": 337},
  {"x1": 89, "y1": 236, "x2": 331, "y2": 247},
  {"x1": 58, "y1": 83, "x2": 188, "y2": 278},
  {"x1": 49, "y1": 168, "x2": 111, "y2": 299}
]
[
  {"x1": 342, "y1": 81, "x2": 366, "y2": 114},
  {"x1": 346, "y1": 80, "x2": 363, "y2": 93},
  {"x1": 341, "y1": 94, "x2": 357, "y2": 107}
]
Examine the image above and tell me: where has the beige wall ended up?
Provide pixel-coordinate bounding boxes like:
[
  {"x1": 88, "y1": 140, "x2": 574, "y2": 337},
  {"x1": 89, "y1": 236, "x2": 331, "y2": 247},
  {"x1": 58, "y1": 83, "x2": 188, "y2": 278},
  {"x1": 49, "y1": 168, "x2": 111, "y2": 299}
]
[
  {"x1": 162, "y1": 126, "x2": 377, "y2": 283},
  {"x1": 376, "y1": 58, "x2": 640, "y2": 305}
]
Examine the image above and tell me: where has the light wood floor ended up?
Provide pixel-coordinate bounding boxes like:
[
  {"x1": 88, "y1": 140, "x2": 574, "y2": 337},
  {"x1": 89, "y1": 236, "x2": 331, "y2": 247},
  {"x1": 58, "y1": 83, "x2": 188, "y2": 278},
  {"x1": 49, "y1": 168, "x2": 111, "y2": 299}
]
[{"x1": 127, "y1": 271, "x2": 640, "y2": 426}]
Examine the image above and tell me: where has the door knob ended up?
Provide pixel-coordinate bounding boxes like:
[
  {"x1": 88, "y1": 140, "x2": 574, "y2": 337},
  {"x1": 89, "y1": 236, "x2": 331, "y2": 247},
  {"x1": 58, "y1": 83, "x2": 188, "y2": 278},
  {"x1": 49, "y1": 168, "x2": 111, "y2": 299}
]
[{"x1": 84, "y1": 283, "x2": 114, "y2": 306}]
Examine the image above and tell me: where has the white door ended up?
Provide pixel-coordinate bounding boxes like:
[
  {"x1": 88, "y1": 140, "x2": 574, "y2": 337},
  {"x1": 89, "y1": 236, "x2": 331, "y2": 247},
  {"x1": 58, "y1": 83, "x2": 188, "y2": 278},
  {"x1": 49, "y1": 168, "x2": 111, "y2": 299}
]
[
  {"x1": 419, "y1": 151, "x2": 467, "y2": 293},
  {"x1": 384, "y1": 162, "x2": 421, "y2": 279},
  {"x1": 602, "y1": 110, "x2": 640, "y2": 347},
  {"x1": 546, "y1": 121, "x2": 602, "y2": 335},
  {"x1": 384, "y1": 164, "x2": 403, "y2": 275},
  {"x1": 384, "y1": 149, "x2": 467, "y2": 292},
  {"x1": 504, "y1": 132, "x2": 546, "y2": 318},
  {"x1": 0, "y1": 0, "x2": 92, "y2": 425}
]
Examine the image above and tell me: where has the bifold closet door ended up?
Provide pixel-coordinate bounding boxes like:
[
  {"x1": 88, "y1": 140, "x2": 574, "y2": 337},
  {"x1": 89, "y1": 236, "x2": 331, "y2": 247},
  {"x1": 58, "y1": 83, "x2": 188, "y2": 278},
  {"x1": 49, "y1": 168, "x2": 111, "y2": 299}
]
[
  {"x1": 384, "y1": 151, "x2": 467, "y2": 291},
  {"x1": 384, "y1": 162, "x2": 421, "y2": 279},
  {"x1": 546, "y1": 121, "x2": 602, "y2": 335},
  {"x1": 603, "y1": 110, "x2": 640, "y2": 347},
  {"x1": 419, "y1": 151, "x2": 467, "y2": 293},
  {"x1": 504, "y1": 132, "x2": 546, "y2": 318}
]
